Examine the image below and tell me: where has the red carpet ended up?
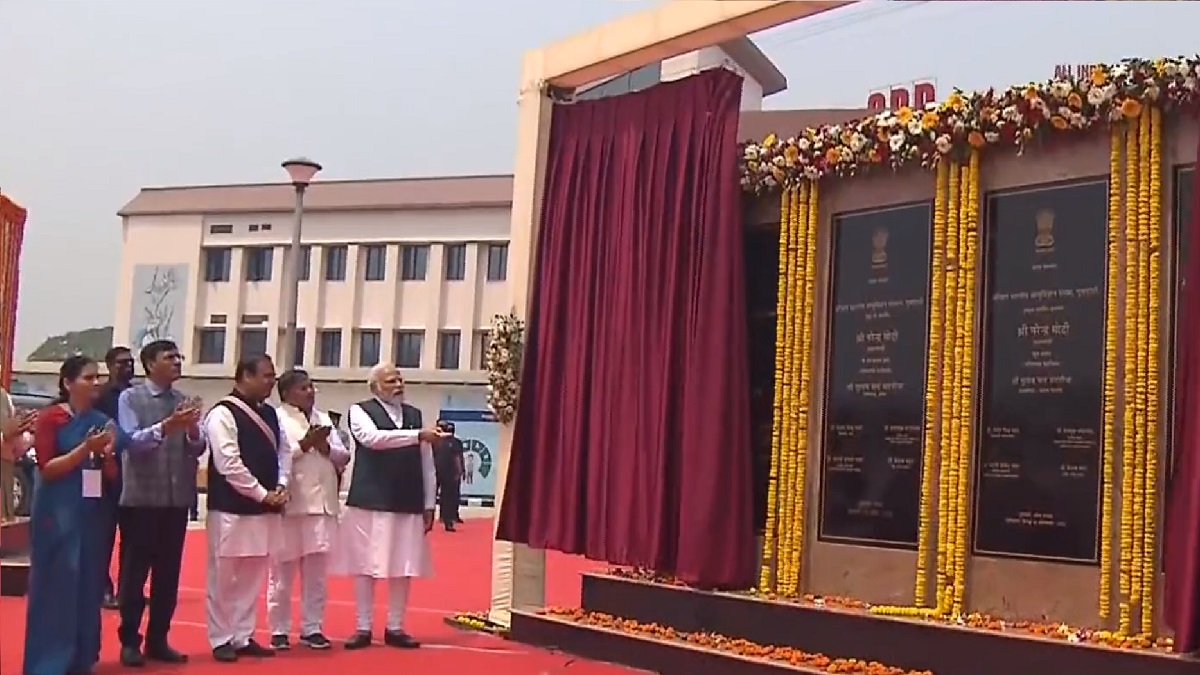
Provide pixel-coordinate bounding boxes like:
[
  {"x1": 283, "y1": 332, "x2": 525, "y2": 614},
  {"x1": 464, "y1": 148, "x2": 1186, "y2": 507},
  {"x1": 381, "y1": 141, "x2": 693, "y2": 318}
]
[{"x1": 0, "y1": 521, "x2": 647, "y2": 675}]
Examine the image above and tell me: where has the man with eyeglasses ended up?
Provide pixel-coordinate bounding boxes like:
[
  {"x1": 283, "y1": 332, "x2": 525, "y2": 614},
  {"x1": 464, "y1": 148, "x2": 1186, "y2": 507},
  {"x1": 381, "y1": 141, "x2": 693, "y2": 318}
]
[
  {"x1": 96, "y1": 346, "x2": 136, "y2": 610},
  {"x1": 115, "y1": 339, "x2": 206, "y2": 666}
]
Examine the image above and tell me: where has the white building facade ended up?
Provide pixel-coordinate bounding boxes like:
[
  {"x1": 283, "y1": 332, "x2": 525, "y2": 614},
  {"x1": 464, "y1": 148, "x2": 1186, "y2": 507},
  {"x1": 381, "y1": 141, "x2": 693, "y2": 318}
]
[{"x1": 109, "y1": 175, "x2": 514, "y2": 415}]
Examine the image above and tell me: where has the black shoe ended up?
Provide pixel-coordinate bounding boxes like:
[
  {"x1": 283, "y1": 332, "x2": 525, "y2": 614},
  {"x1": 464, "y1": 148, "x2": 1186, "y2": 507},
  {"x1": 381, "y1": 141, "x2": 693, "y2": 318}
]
[
  {"x1": 145, "y1": 644, "x2": 188, "y2": 663},
  {"x1": 383, "y1": 630, "x2": 420, "y2": 649},
  {"x1": 236, "y1": 639, "x2": 275, "y2": 657},
  {"x1": 299, "y1": 633, "x2": 332, "y2": 650},
  {"x1": 212, "y1": 643, "x2": 238, "y2": 663},
  {"x1": 344, "y1": 631, "x2": 372, "y2": 650},
  {"x1": 454, "y1": 517, "x2": 464, "y2": 524},
  {"x1": 443, "y1": 523, "x2": 457, "y2": 532},
  {"x1": 119, "y1": 646, "x2": 145, "y2": 667},
  {"x1": 270, "y1": 634, "x2": 291, "y2": 651},
  {"x1": 102, "y1": 592, "x2": 119, "y2": 610}
]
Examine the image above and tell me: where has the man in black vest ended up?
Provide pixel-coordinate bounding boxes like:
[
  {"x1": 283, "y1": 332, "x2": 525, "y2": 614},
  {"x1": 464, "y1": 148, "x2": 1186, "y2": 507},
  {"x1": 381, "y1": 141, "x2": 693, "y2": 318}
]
[
  {"x1": 331, "y1": 363, "x2": 448, "y2": 649},
  {"x1": 203, "y1": 354, "x2": 291, "y2": 663}
]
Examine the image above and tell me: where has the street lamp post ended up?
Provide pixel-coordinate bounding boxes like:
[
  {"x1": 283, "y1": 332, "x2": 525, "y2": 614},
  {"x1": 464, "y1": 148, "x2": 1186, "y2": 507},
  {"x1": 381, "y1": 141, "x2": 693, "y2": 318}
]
[{"x1": 280, "y1": 157, "x2": 322, "y2": 369}]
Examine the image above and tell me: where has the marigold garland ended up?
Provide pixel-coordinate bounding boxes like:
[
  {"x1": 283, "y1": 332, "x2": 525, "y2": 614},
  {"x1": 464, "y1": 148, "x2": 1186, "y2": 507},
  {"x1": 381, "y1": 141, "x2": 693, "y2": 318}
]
[
  {"x1": 786, "y1": 179, "x2": 820, "y2": 595},
  {"x1": 914, "y1": 161, "x2": 949, "y2": 606},
  {"x1": 1140, "y1": 105, "x2": 1163, "y2": 636},
  {"x1": 761, "y1": 181, "x2": 819, "y2": 596},
  {"x1": 1131, "y1": 106, "x2": 1152, "y2": 629},
  {"x1": 758, "y1": 188, "x2": 794, "y2": 591},
  {"x1": 1118, "y1": 115, "x2": 1140, "y2": 636},
  {"x1": 778, "y1": 186, "x2": 805, "y2": 592},
  {"x1": 940, "y1": 162, "x2": 964, "y2": 616},
  {"x1": 877, "y1": 153, "x2": 980, "y2": 619},
  {"x1": 954, "y1": 150, "x2": 981, "y2": 615},
  {"x1": 1098, "y1": 124, "x2": 1122, "y2": 621}
]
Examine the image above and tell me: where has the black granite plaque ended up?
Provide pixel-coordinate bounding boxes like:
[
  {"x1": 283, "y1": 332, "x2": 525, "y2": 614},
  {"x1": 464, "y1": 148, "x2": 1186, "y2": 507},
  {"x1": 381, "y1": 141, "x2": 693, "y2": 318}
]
[
  {"x1": 972, "y1": 181, "x2": 1108, "y2": 563},
  {"x1": 818, "y1": 203, "x2": 932, "y2": 549},
  {"x1": 1167, "y1": 166, "x2": 1193, "y2": 481}
]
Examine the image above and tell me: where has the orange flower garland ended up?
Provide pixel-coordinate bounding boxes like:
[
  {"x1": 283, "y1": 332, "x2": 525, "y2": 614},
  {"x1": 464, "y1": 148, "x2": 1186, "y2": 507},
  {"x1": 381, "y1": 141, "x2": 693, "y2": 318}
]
[
  {"x1": 1140, "y1": 105, "x2": 1163, "y2": 636},
  {"x1": 1118, "y1": 116, "x2": 1139, "y2": 636},
  {"x1": 876, "y1": 154, "x2": 980, "y2": 619},
  {"x1": 1098, "y1": 124, "x2": 1122, "y2": 620},
  {"x1": 759, "y1": 189, "x2": 795, "y2": 591},
  {"x1": 915, "y1": 161, "x2": 950, "y2": 605},
  {"x1": 761, "y1": 181, "x2": 820, "y2": 596}
]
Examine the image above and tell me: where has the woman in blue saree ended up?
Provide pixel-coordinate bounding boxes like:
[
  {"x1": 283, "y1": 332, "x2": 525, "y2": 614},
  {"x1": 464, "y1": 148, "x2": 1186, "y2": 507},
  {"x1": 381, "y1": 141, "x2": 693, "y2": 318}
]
[{"x1": 23, "y1": 355, "x2": 138, "y2": 675}]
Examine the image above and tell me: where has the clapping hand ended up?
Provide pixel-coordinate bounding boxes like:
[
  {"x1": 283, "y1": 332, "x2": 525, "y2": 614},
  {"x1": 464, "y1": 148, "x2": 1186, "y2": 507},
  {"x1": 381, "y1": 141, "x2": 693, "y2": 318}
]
[
  {"x1": 417, "y1": 428, "x2": 450, "y2": 444},
  {"x1": 1, "y1": 410, "x2": 36, "y2": 441},
  {"x1": 163, "y1": 401, "x2": 201, "y2": 434},
  {"x1": 82, "y1": 426, "x2": 115, "y2": 458},
  {"x1": 301, "y1": 425, "x2": 332, "y2": 453}
]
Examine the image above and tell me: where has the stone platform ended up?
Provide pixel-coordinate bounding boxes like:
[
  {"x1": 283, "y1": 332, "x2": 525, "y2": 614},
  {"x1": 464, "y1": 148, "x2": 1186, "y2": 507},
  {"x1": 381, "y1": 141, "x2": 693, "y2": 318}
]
[{"x1": 509, "y1": 572, "x2": 1200, "y2": 675}]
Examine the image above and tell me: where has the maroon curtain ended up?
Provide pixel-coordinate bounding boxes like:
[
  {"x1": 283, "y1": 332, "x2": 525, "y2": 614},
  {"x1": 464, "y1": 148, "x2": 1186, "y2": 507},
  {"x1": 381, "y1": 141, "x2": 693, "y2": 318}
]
[
  {"x1": 496, "y1": 69, "x2": 755, "y2": 590},
  {"x1": 1165, "y1": 117, "x2": 1200, "y2": 651}
]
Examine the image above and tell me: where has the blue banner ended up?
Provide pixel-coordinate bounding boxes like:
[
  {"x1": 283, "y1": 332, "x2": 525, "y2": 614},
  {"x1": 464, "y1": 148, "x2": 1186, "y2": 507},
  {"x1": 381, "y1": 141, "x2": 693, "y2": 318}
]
[{"x1": 439, "y1": 404, "x2": 501, "y2": 502}]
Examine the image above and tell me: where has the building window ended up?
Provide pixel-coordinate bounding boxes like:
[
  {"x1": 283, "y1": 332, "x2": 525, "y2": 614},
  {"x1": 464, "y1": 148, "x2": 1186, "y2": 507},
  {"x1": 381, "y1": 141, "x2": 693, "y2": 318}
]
[
  {"x1": 208, "y1": 223, "x2": 233, "y2": 235},
  {"x1": 245, "y1": 247, "x2": 273, "y2": 282},
  {"x1": 472, "y1": 330, "x2": 491, "y2": 370},
  {"x1": 317, "y1": 329, "x2": 342, "y2": 367},
  {"x1": 292, "y1": 328, "x2": 306, "y2": 366},
  {"x1": 324, "y1": 245, "x2": 348, "y2": 281},
  {"x1": 356, "y1": 329, "x2": 382, "y2": 367},
  {"x1": 400, "y1": 244, "x2": 429, "y2": 281},
  {"x1": 436, "y1": 330, "x2": 461, "y2": 370},
  {"x1": 239, "y1": 328, "x2": 268, "y2": 357},
  {"x1": 363, "y1": 245, "x2": 388, "y2": 281},
  {"x1": 298, "y1": 245, "x2": 312, "y2": 282},
  {"x1": 444, "y1": 244, "x2": 467, "y2": 281},
  {"x1": 197, "y1": 328, "x2": 226, "y2": 364},
  {"x1": 203, "y1": 248, "x2": 232, "y2": 282},
  {"x1": 393, "y1": 330, "x2": 424, "y2": 369},
  {"x1": 486, "y1": 244, "x2": 508, "y2": 281}
]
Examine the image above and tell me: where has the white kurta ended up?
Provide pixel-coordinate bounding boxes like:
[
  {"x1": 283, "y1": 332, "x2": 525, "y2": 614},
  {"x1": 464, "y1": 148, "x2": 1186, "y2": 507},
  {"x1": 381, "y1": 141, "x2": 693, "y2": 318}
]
[
  {"x1": 203, "y1": 405, "x2": 292, "y2": 557},
  {"x1": 275, "y1": 406, "x2": 350, "y2": 563},
  {"x1": 330, "y1": 399, "x2": 436, "y2": 579},
  {"x1": 203, "y1": 402, "x2": 291, "y2": 649}
]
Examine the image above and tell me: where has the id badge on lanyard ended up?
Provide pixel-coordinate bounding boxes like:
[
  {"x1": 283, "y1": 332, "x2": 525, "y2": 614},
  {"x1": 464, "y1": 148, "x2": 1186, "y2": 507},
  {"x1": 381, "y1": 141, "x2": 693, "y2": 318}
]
[{"x1": 82, "y1": 457, "x2": 103, "y2": 499}]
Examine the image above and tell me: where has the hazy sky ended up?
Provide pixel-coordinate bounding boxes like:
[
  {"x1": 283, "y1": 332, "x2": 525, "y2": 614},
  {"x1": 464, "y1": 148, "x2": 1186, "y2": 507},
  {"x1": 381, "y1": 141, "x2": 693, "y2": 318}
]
[{"x1": 3, "y1": 0, "x2": 1199, "y2": 356}]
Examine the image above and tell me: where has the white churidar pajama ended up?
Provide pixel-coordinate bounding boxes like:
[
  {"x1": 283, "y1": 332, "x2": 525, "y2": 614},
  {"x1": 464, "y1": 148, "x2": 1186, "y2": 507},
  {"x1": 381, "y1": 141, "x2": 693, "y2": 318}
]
[
  {"x1": 330, "y1": 398, "x2": 436, "y2": 633},
  {"x1": 203, "y1": 404, "x2": 291, "y2": 650},
  {"x1": 266, "y1": 405, "x2": 350, "y2": 637}
]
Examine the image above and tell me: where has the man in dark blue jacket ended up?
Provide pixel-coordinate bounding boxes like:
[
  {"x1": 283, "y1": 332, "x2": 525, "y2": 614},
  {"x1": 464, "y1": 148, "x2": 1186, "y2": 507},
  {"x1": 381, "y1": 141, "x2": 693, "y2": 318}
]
[{"x1": 96, "y1": 346, "x2": 135, "y2": 610}]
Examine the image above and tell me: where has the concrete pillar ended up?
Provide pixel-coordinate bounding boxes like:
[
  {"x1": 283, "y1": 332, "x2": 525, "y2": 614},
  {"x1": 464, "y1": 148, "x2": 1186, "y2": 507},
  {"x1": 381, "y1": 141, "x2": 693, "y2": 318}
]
[{"x1": 488, "y1": 50, "x2": 553, "y2": 628}]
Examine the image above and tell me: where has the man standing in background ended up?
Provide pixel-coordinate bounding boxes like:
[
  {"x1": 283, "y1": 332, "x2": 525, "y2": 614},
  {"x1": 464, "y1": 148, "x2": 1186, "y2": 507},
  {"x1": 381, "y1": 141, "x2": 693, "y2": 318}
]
[
  {"x1": 0, "y1": 386, "x2": 35, "y2": 522},
  {"x1": 434, "y1": 420, "x2": 464, "y2": 532},
  {"x1": 96, "y1": 346, "x2": 135, "y2": 610},
  {"x1": 116, "y1": 340, "x2": 205, "y2": 666}
]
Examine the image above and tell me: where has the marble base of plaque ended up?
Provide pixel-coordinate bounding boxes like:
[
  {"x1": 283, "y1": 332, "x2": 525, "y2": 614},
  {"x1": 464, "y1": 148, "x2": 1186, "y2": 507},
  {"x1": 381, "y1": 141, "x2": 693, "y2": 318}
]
[{"x1": 513, "y1": 574, "x2": 1200, "y2": 675}]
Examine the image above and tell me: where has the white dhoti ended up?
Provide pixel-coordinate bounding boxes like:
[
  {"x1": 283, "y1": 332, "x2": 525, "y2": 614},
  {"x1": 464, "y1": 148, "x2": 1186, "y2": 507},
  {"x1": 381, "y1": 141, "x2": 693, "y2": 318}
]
[
  {"x1": 266, "y1": 514, "x2": 336, "y2": 636},
  {"x1": 206, "y1": 512, "x2": 281, "y2": 649},
  {"x1": 330, "y1": 507, "x2": 431, "y2": 632}
]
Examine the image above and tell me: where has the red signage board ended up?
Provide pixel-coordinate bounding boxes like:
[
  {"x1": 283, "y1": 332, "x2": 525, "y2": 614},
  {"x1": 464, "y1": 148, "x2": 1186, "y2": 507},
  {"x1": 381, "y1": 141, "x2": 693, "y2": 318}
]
[{"x1": 866, "y1": 80, "x2": 937, "y2": 113}]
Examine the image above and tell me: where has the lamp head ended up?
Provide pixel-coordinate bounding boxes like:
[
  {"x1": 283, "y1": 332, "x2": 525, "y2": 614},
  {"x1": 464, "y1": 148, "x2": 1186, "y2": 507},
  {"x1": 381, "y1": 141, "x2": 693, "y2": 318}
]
[{"x1": 281, "y1": 157, "x2": 322, "y2": 187}]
